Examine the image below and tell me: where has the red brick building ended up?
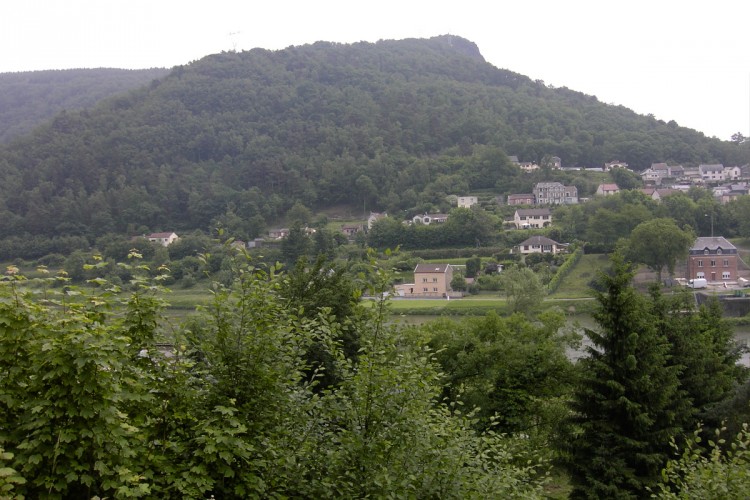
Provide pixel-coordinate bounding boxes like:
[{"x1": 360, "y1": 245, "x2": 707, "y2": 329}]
[{"x1": 686, "y1": 236, "x2": 738, "y2": 282}]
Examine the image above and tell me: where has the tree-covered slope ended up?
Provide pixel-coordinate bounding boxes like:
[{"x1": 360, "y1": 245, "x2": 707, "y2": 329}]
[
  {"x1": 0, "y1": 35, "x2": 747, "y2": 242},
  {"x1": 0, "y1": 68, "x2": 169, "y2": 143}
]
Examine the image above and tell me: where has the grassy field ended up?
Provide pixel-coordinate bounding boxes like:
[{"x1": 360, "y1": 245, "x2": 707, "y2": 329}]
[{"x1": 548, "y1": 253, "x2": 608, "y2": 299}]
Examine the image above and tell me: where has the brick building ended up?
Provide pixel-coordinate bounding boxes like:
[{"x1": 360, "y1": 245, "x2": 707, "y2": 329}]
[{"x1": 686, "y1": 236, "x2": 738, "y2": 282}]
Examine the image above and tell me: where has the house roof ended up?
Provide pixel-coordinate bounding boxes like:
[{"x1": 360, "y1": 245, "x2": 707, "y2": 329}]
[
  {"x1": 515, "y1": 208, "x2": 551, "y2": 216},
  {"x1": 148, "y1": 232, "x2": 176, "y2": 238},
  {"x1": 414, "y1": 263, "x2": 451, "y2": 274},
  {"x1": 690, "y1": 236, "x2": 736, "y2": 252},
  {"x1": 598, "y1": 183, "x2": 619, "y2": 191},
  {"x1": 508, "y1": 193, "x2": 534, "y2": 200},
  {"x1": 519, "y1": 236, "x2": 559, "y2": 247}
]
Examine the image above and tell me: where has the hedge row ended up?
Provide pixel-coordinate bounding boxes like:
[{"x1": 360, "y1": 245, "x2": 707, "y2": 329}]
[
  {"x1": 408, "y1": 247, "x2": 507, "y2": 260},
  {"x1": 547, "y1": 246, "x2": 584, "y2": 294}
]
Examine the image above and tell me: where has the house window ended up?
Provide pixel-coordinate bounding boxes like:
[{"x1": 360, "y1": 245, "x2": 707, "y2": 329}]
[
  {"x1": 724, "y1": 259, "x2": 729, "y2": 267},
  {"x1": 717, "y1": 249, "x2": 722, "y2": 254},
  {"x1": 433, "y1": 287, "x2": 438, "y2": 292},
  {"x1": 697, "y1": 260, "x2": 703, "y2": 267},
  {"x1": 697, "y1": 272, "x2": 705, "y2": 278},
  {"x1": 704, "y1": 249, "x2": 709, "y2": 255},
  {"x1": 433, "y1": 278, "x2": 438, "y2": 282},
  {"x1": 423, "y1": 287, "x2": 428, "y2": 292},
  {"x1": 422, "y1": 278, "x2": 428, "y2": 283},
  {"x1": 722, "y1": 272, "x2": 730, "y2": 279},
  {"x1": 711, "y1": 260, "x2": 716, "y2": 267}
]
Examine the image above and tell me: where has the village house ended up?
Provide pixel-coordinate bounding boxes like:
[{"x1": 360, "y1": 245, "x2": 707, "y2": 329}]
[
  {"x1": 714, "y1": 183, "x2": 749, "y2": 204},
  {"x1": 456, "y1": 196, "x2": 478, "y2": 208},
  {"x1": 395, "y1": 263, "x2": 455, "y2": 298},
  {"x1": 412, "y1": 213, "x2": 449, "y2": 225},
  {"x1": 367, "y1": 212, "x2": 387, "y2": 229},
  {"x1": 507, "y1": 193, "x2": 535, "y2": 205},
  {"x1": 605, "y1": 160, "x2": 629, "y2": 170},
  {"x1": 682, "y1": 166, "x2": 702, "y2": 183},
  {"x1": 341, "y1": 224, "x2": 362, "y2": 237},
  {"x1": 640, "y1": 168, "x2": 662, "y2": 185},
  {"x1": 724, "y1": 165, "x2": 743, "y2": 181},
  {"x1": 268, "y1": 228, "x2": 289, "y2": 239},
  {"x1": 533, "y1": 182, "x2": 578, "y2": 205},
  {"x1": 699, "y1": 164, "x2": 725, "y2": 183},
  {"x1": 513, "y1": 208, "x2": 552, "y2": 229},
  {"x1": 595, "y1": 183, "x2": 620, "y2": 196},
  {"x1": 640, "y1": 187, "x2": 678, "y2": 202},
  {"x1": 515, "y1": 235, "x2": 563, "y2": 254},
  {"x1": 147, "y1": 232, "x2": 179, "y2": 246},
  {"x1": 686, "y1": 236, "x2": 738, "y2": 282}
]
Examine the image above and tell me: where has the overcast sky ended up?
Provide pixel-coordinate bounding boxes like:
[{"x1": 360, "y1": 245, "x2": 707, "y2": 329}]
[{"x1": 2, "y1": 0, "x2": 748, "y2": 141}]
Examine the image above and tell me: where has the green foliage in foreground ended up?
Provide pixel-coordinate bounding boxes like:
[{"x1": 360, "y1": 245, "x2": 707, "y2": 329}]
[
  {"x1": 654, "y1": 425, "x2": 750, "y2": 498},
  {"x1": 0, "y1": 256, "x2": 548, "y2": 499}
]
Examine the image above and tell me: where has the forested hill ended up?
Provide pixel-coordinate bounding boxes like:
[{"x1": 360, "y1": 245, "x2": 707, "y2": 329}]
[
  {"x1": 0, "y1": 35, "x2": 748, "y2": 243},
  {"x1": 0, "y1": 68, "x2": 169, "y2": 143}
]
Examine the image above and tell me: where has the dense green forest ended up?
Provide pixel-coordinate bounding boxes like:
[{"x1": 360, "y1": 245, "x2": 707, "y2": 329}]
[
  {"x1": 1, "y1": 35, "x2": 748, "y2": 251},
  {"x1": 0, "y1": 68, "x2": 169, "y2": 143}
]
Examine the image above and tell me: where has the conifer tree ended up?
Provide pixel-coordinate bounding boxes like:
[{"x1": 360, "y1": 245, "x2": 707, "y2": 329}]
[
  {"x1": 649, "y1": 286, "x2": 747, "y2": 433},
  {"x1": 560, "y1": 254, "x2": 686, "y2": 498}
]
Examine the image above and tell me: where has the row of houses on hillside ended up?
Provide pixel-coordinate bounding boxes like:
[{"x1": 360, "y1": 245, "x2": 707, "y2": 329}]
[{"x1": 640, "y1": 162, "x2": 749, "y2": 186}]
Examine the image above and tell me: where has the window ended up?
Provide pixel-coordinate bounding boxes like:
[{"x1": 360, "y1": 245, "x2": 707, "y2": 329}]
[
  {"x1": 698, "y1": 260, "x2": 703, "y2": 267},
  {"x1": 432, "y1": 278, "x2": 438, "y2": 282},
  {"x1": 704, "y1": 249, "x2": 709, "y2": 255},
  {"x1": 697, "y1": 272, "x2": 705, "y2": 278},
  {"x1": 433, "y1": 287, "x2": 438, "y2": 292},
  {"x1": 724, "y1": 259, "x2": 729, "y2": 267},
  {"x1": 717, "y1": 249, "x2": 722, "y2": 254},
  {"x1": 422, "y1": 278, "x2": 427, "y2": 283},
  {"x1": 722, "y1": 272, "x2": 730, "y2": 279},
  {"x1": 423, "y1": 287, "x2": 428, "y2": 292},
  {"x1": 711, "y1": 260, "x2": 716, "y2": 267}
]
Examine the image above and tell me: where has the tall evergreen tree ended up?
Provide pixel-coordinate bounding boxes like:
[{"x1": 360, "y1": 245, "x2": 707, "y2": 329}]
[
  {"x1": 649, "y1": 286, "x2": 747, "y2": 433},
  {"x1": 560, "y1": 254, "x2": 687, "y2": 498}
]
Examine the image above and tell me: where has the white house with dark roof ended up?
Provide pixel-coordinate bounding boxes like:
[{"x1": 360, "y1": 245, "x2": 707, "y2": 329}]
[
  {"x1": 516, "y1": 235, "x2": 563, "y2": 254},
  {"x1": 513, "y1": 208, "x2": 552, "y2": 229},
  {"x1": 699, "y1": 164, "x2": 725, "y2": 182}
]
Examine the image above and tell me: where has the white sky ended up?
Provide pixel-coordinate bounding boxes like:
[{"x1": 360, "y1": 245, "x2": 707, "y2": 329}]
[{"x1": 2, "y1": 0, "x2": 749, "y2": 140}]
